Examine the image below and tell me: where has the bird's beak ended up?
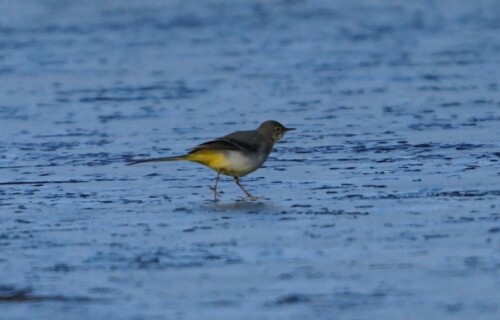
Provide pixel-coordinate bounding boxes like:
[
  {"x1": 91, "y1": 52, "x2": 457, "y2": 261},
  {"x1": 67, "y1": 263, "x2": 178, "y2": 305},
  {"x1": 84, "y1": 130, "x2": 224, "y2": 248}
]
[{"x1": 284, "y1": 127, "x2": 296, "y2": 132}]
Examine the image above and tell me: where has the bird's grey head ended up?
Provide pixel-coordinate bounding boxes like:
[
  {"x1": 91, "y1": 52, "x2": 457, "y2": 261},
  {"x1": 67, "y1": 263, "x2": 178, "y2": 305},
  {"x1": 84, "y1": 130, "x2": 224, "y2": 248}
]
[{"x1": 257, "y1": 120, "x2": 295, "y2": 143}]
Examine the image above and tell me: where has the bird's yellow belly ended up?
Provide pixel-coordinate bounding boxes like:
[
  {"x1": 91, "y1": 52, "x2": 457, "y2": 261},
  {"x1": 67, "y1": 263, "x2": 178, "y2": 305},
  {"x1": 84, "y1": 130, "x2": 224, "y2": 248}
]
[{"x1": 186, "y1": 150, "x2": 261, "y2": 177}]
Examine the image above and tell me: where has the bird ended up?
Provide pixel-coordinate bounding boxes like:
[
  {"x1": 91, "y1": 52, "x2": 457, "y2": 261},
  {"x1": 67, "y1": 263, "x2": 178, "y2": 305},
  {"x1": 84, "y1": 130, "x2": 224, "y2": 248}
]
[{"x1": 128, "y1": 120, "x2": 295, "y2": 201}]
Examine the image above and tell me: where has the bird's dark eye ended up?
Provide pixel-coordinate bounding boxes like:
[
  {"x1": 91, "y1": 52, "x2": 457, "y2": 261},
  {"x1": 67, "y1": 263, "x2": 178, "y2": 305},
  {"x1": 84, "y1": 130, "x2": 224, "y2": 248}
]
[{"x1": 275, "y1": 127, "x2": 282, "y2": 132}]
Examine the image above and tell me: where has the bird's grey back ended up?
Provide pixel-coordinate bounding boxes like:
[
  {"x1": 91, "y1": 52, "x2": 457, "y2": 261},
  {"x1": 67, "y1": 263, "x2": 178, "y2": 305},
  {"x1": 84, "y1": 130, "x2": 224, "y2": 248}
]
[{"x1": 189, "y1": 129, "x2": 273, "y2": 155}]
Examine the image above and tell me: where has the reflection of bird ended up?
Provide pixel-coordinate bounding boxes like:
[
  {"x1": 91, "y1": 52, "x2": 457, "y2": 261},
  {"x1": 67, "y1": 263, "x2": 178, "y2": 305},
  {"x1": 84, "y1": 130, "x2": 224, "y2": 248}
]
[{"x1": 128, "y1": 120, "x2": 295, "y2": 201}]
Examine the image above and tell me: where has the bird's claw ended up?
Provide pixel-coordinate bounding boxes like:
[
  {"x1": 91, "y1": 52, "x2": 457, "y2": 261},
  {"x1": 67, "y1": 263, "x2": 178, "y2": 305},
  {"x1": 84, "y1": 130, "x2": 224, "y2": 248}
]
[
  {"x1": 209, "y1": 185, "x2": 222, "y2": 201},
  {"x1": 244, "y1": 193, "x2": 260, "y2": 201}
]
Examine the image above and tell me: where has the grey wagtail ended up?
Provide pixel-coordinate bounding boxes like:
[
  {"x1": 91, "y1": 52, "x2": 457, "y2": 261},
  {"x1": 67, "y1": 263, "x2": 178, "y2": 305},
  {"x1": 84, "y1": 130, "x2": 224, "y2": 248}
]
[{"x1": 128, "y1": 120, "x2": 295, "y2": 201}]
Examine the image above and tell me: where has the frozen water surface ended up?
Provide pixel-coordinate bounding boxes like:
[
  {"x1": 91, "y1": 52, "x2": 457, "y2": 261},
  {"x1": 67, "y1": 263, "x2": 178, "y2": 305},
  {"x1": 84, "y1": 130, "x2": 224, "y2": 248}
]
[{"x1": 1, "y1": 0, "x2": 499, "y2": 319}]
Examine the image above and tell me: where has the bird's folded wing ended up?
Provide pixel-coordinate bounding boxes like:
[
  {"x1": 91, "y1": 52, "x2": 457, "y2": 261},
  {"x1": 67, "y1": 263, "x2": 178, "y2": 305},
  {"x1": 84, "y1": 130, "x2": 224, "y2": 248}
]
[{"x1": 189, "y1": 131, "x2": 260, "y2": 154}]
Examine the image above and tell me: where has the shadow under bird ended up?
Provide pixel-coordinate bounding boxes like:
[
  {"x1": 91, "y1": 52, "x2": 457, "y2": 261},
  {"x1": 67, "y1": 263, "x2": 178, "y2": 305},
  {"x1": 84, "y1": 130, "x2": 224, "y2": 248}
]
[{"x1": 128, "y1": 120, "x2": 295, "y2": 201}]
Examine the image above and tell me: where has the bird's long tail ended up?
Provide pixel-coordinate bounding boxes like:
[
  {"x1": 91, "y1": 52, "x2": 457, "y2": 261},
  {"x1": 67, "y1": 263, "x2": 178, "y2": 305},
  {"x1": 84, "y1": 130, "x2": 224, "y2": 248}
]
[{"x1": 127, "y1": 155, "x2": 187, "y2": 165}]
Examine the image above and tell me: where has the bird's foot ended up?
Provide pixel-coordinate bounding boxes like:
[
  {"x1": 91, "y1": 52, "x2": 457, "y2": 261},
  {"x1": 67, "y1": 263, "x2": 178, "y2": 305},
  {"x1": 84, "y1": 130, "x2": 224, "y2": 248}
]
[
  {"x1": 209, "y1": 185, "x2": 222, "y2": 201},
  {"x1": 244, "y1": 193, "x2": 260, "y2": 201}
]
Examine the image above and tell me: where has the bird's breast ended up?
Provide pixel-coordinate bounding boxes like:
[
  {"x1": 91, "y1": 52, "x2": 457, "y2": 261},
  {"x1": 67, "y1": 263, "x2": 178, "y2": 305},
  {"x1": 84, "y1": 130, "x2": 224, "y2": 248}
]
[{"x1": 218, "y1": 150, "x2": 267, "y2": 176}]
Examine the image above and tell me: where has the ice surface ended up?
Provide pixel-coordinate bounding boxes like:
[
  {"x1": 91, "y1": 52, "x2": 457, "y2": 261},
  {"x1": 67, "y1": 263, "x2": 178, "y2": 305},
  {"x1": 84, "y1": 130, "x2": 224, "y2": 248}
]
[{"x1": 0, "y1": 0, "x2": 499, "y2": 319}]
